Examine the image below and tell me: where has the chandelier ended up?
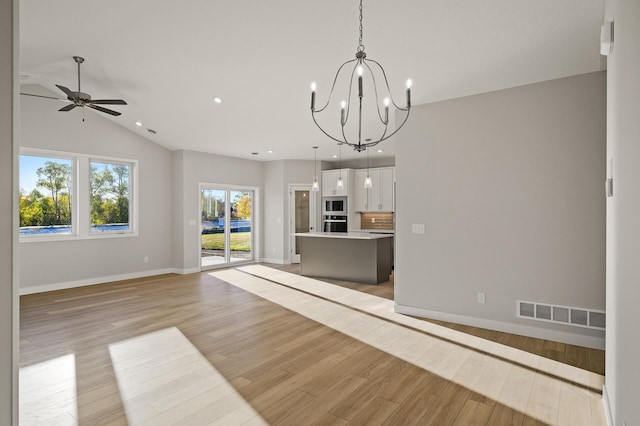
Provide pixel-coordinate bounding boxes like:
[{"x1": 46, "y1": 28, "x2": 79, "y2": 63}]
[{"x1": 310, "y1": 0, "x2": 412, "y2": 152}]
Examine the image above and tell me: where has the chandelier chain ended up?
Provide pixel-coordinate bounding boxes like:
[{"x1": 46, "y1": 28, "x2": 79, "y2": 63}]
[{"x1": 358, "y1": 0, "x2": 364, "y2": 52}]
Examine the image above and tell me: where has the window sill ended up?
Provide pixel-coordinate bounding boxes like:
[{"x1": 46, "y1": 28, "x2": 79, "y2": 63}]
[{"x1": 19, "y1": 232, "x2": 139, "y2": 243}]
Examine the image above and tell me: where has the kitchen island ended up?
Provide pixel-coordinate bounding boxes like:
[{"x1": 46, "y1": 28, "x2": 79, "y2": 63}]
[{"x1": 294, "y1": 232, "x2": 393, "y2": 284}]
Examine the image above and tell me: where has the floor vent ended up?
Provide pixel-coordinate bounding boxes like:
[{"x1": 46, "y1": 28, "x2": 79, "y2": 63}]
[{"x1": 517, "y1": 300, "x2": 605, "y2": 330}]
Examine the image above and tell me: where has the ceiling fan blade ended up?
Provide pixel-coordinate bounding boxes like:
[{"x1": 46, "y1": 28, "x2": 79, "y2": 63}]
[
  {"x1": 87, "y1": 99, "x2": 128, "y2": 105},
  {"x1": 56, "y1": 84, "x2": 75, "y2": 99},
  {"x1": 20, "y1": 93, "x2": 69, "y2": 102},
  {"x1": 87, "y1": 104, "x2": 122, "y2": 116},
  {"x1": 59, "y1": 104, "x2": 77, "y2": 112}
]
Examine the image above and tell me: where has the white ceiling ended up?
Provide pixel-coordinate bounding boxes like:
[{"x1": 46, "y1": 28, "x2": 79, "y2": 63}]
[{"x1": 19, "y1": 0, "x2": 605, "y2": 161}]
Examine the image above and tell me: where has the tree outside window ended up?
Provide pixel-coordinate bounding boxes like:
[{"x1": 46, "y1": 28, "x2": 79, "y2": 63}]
[
  {"x1": 19, "y1": 155, "x2": 73, "y2": 234},
  {"x1": 90, "y1": 161, "x2": 131, "y2": 232}
]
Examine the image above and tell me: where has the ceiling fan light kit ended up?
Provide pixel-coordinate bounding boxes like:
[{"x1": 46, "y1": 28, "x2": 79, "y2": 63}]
[
  {"x1": 20, "y1": 56, "x2": 127, "y2": 117},
  {"x1": 310, "y1": 0, "x2": 412, "y2": 152}
]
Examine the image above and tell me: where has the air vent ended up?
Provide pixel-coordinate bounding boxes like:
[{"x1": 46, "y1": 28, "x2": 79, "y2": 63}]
[
  {"x1": 570, "y1": 309, "x2": 588, "y2": 326},
  {"x1": 552, "y1": 306, "x2": 569, "y2": 323},
  {"x1": 520, "y1": 302, "x2": 535, "y2": 318},
  {"x1": 536, "y1": 304, "x2": 552, "y2": 320},
  {"x1": 589, "y1": 311, "x2": 606, "y2": 328},
  {"x1": 517, "y1": 300, "x2": 605, "y2": 330}
]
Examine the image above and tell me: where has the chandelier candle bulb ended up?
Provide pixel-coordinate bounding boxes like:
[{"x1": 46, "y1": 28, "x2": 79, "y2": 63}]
[
  {"x1": 310, "y1": 82, "x2": 316, "y2": 111},
  {"x1": 341, "y1": 101, "x2": 346, "y2": 126},
  {"x1": 384, "y1": 98, "x2": 390, "y2": 124},
  {"x1": 406, "y1": 79, "x2": 412, "y2": 107}
]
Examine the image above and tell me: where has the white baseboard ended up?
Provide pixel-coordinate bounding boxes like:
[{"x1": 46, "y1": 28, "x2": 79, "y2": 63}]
[
  {"x1": 173, "y1": 267, "x2": 201, "y2": 275},
  {"x1": 602, "y1": 384, "x2": 613, "y2": 426},
  {"x1": 395, "y1": 303, "x2": 605, "y2": 350},
  {"x1": 20, "y1": 268, "x2": 177, "y2": 295},
  {"x1": 260, "y1": 258, "x2": 288, "y2": 265}
]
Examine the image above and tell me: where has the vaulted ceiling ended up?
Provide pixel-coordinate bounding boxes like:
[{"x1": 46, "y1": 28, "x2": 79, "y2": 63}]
[{"x1": 20, "y1": 0, "x2": 605, "y2": 161}]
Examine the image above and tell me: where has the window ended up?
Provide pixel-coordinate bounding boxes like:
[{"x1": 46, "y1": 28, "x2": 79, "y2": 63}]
[
  {"x1": 19, "y1": 149, "x2": 137, "y2": 240},
  {"x1": 19, "y1": 154, "x2": 74, "y2": 236},
  {"x1": 90, "y1": 161, "x2": 131, "y2": 232}
]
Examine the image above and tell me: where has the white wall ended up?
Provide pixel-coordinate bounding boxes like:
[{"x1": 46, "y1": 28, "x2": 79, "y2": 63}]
[
  {"x1": 1, "y1": 0, "x2": 18, "y2": 421},
  {"x1": 262, "y1": 160, "x2": 318, "y2": 264},
  {"x1": 263, "y1": 161, "x2": 285, "y2": 262},
  {"x1": 604, "y1": 0, "x2": 640, "y2": 424},
  {"x1": 173, "y1": 150, "x2": 265, "y2": 272},
  {"x1": 19, "y1": 95, "x2": 174, "y2": 292},
  {"x1": 395, "y1": 72, "x2": 606, "y2": 348}
]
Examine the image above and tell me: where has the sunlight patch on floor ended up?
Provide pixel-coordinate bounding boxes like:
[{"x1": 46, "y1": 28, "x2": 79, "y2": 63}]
[
  {"x1": 20, "y1": 353, "x2": 78, "y2": 426},
  {"x1": 108, "y1": 327, "x2": 267, "y2": 425},
  {"x1": 211, "y1": 266, "x2": 606, "y2": 426}
]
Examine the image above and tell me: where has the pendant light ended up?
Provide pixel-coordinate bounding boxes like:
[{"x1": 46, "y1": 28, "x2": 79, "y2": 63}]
[
  {"x1": 310, "y1": 0, "x2": 412, "y2": 152},
  {"x1": 364, "y1": 148, "x2": 373, "y2": 189},
  {"x1": 336, "y1": 143, "x2": 344, "y2": 190},
  {"x1": 311, "y1": 146, "x2": 319, "y2": 192}
]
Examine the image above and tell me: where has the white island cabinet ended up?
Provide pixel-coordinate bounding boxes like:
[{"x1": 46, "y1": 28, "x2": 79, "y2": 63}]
[{"x1": 354, "y1": 167, "x2": 395, "y2": 212}]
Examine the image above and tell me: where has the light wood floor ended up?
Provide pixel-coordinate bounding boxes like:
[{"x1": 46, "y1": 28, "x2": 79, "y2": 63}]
[
  {"x1": 20, "y1": 264, "x2": 606, "y2": 425},
  {"x1": 271, "y1": 263, "x2": 605, "y2": 376}
]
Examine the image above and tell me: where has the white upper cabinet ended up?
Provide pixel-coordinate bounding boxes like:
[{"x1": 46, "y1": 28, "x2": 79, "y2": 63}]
[
  {"x1": 354, "y1": 167, "x2": 395, "y2": 212},
  {"x1": 322, "y1": 169, "x2": 351, "y2": 197}
]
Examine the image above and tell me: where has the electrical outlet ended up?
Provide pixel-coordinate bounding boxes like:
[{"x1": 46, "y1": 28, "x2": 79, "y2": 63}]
[
  {"x1": 144, "y1": 256, "x2": 149, "y2": 264},
  {"x1": 477, "y1": 292, "x2": 485, "y2": 304},
  {"x1": 371, "y1": 217, "x2": 376, "y2": 223}
]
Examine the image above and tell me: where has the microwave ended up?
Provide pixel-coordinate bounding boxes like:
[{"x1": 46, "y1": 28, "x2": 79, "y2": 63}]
[{"x1": 323, "y1": 197, "x2": 347, "y2": 215}]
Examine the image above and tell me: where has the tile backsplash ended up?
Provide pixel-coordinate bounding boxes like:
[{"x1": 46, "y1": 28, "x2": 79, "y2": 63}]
[{"x1": 360, "y1": 212, "x2": 394, "y2": 230}]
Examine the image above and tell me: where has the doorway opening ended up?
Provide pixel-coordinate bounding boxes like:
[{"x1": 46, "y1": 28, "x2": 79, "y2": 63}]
[
  {"x1": 289, "y1": 184, "x2": 317, "y2": 264},
  {"x1": 200, "y1": 184, "x2": 256, "y2": 270}
]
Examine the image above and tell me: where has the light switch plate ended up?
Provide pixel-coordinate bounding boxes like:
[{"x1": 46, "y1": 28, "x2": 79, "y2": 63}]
[{"x1": 412, "y1": 224, "x2": 425, "y2": 234}]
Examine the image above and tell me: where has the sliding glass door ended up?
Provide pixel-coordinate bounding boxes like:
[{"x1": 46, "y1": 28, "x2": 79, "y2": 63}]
[{"x1": 201, "y1": 185, "x2": 254, "y2": 269}]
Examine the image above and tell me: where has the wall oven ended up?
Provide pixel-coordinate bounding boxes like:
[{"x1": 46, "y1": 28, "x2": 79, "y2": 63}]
[
  {"x1": 323, "y1": 215, "x2": 348, "y2": 233},
  {"x1": 323, "y1": 196, "x2": 347, "y2": 216}
]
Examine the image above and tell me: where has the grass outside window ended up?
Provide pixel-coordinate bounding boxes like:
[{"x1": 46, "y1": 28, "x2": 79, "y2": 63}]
[{"x1": 201, "y1": 232, "x2": 251, "y2": 252}]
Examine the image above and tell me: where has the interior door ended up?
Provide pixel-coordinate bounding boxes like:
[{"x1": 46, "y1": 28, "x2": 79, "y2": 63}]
[{"x1": 290, "y1": 185, "x2": 316, "y2": 263}]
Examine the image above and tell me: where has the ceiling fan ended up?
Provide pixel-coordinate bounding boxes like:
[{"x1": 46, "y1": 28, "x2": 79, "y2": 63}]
[{"x1": 21, "y1": 56, "x2": 127, "y2": 116}]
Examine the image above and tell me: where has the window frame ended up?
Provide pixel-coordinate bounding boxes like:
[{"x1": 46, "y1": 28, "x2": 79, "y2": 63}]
[
  {"x1": 19, "y1": 147, "x2": 138, "y2": 242},
  {"x1": 88, "y1": 158, "x2": 135, "y2": 235}
]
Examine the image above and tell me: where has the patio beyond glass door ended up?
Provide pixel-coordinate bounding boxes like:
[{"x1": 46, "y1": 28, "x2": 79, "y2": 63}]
[{"x1": 201, "y1": 186, "x2": 254, "y2": 269}]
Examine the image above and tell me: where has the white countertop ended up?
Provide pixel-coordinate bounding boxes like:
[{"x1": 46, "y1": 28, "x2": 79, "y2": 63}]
[
  {"x1": 352, "y1": 229, "x2": 395, "y2": 234},
  {"x1": 294, "y1": 232, "x2": 393, "y2": 240}
]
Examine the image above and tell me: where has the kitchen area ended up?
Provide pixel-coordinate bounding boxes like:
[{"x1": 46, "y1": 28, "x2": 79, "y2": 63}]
[{"x1": 294, "y1": 165, "x2": 395, "y2": 285}]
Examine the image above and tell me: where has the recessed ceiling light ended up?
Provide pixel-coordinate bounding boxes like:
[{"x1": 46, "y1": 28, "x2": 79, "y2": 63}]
[
  {"x1": 267, "y1": 150, "x2": 274, "y2": 154},
  {"x1": 147, "y1": 128, "x2": 157, "y2": 134},
  {"x1": 251, "y1": 152, "x2": 258, "y2": 155},
  {"x1": 332, "y1": 154, "x2": 338, "y2": 158},
  {"x1": 377, "y1": 149, "x2": 383, "y2": 153},
  {"x1": 213, "y1": 97, "x2": 222, "y2": 104},
  {"x1": 135, "y1": 121, "x2": 143, "y2": 127}
]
